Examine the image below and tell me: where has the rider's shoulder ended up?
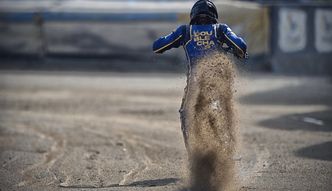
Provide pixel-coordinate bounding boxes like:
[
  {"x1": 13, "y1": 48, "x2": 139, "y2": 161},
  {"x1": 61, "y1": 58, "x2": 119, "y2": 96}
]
[
  {"x1": 176, "y1": 25, "x2": 187, "y2": 31},
  {"x1": 215, "y1": 23, "x2": 234, "y2": 34},
  {"x1": 172, "y1": 25, "x2": 187, "y2": 35},
  {"x1": 217, "y1": 23, "x2": 230, "y2": 30}
]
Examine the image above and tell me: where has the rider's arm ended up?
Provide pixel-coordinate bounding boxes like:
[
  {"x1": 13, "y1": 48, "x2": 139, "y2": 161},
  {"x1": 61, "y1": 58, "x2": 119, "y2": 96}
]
[
  {"x1": 153, "y1": 25, "x2": 186, "y2": 54},
  {"x1": 219, "y1": 24, "x2": 248, "y2": 59}
]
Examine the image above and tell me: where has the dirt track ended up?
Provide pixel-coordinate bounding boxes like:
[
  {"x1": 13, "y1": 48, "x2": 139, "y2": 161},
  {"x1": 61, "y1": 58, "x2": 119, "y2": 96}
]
[{"x1": 0, "y1": 71, "x2": 331, "y2": 191}]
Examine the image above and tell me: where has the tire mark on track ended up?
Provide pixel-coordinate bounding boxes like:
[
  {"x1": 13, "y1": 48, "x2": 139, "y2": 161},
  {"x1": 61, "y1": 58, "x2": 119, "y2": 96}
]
[
  {"x1": 118, "y1": 132, "x2": 155, "y2": 186},
  {"x1": 238, "y1": 142, "x2": 270, "y2": 189},
  {"x1": 14, "y1": 124, "x2": 66, "y2": 187},
  {"x1": 58, "y1": 124, "x2": 155, "y2": 188}
]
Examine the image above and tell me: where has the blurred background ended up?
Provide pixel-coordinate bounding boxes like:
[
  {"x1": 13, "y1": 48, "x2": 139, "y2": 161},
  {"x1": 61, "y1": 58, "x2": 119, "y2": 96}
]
[{"x1": 0, "y1": 0, "x2": 331, "y2": 74}]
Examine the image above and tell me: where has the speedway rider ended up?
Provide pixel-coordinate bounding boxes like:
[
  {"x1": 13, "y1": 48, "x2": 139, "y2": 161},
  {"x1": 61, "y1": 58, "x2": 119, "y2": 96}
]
[{"x1": 152, "y1": 0, "x2": 248, "y2": 149}]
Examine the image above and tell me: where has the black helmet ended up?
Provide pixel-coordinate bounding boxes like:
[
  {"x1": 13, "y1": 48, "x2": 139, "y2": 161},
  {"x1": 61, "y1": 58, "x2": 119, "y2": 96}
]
[{"x1": 190, "y1": 0, "x2": 218, "y2": 25}]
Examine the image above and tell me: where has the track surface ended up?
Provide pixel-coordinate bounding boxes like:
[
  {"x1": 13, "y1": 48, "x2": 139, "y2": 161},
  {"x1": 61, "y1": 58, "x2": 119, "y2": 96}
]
[{"x1": 0, "y1": 71, "x2": 331, "y2": 191}]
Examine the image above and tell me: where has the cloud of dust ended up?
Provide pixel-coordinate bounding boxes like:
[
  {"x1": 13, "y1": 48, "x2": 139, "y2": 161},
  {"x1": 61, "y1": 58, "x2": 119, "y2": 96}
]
[{"x1": 184, "y1": 53, "x2": 238, "y2": 191}]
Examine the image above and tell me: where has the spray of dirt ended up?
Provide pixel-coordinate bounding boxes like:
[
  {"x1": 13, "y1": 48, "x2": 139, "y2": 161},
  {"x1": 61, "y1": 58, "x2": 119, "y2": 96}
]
[{"x1": 184, "y1": 53, "x2": 238, "y2": 191}]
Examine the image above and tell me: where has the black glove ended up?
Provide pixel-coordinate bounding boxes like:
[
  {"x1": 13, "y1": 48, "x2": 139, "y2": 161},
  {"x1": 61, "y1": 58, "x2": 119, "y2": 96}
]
[
  {"x1": 235, "y1": 50, "x2": 248, "y2": 60},
  {"x1": 244, "y1": 52, "x2": 249, "y2": 59}
]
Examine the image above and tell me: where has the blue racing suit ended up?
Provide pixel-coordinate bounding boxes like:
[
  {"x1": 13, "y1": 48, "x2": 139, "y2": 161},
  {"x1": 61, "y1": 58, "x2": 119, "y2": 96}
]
[
  {"x1": 153, "y1": 24, "x2": 247, "y2": 64},
  {"x1": 153, "y1": 24, "x2": 247, "y2": 148}
]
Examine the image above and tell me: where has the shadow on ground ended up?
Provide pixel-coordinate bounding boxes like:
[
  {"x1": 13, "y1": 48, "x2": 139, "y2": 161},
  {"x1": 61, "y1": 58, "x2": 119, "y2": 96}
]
[
  {"x1": 258, "y1": 110, "x2": 332, "y2": 132},
  {"x1": 109, "y1": 178, "x2": 179, "y2": 188},
  {"x1": 240, "y1": 84, "x2": 332, "y2": 106},
  {"x1": 240, "y1": 82, "x2": 332, "y2": 132},
  {"x1": 295, "y1": 141, "x2": 332, "y2": 161},
  {"x1": 60, "y1": 178, "x2": 180, "y2": 189},
  {"x1": 240, "y1": 82, "x2": 332, "y2": 162},
  {"x1": 126, "y1": 178, "x2": 180, "y2": 187}
]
